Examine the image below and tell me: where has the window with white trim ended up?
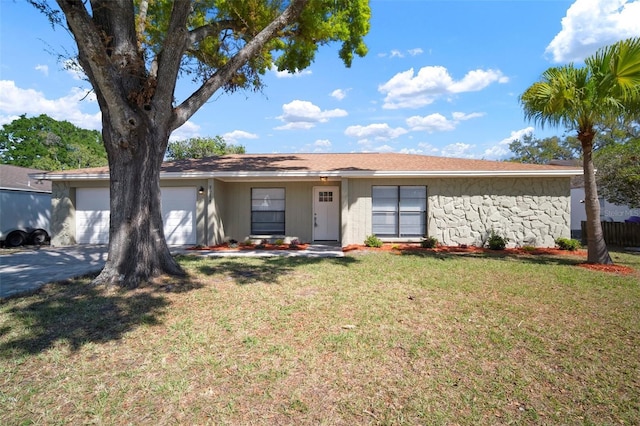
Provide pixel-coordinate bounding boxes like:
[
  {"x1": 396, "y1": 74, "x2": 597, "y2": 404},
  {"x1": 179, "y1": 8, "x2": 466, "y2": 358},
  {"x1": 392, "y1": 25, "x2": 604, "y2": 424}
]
[
  {"x1": 251, "y1": 188, "x2": 285, "y2": 234},
  {"x1": 372, "y1": 186, "x2": 426, "y2": 237}
]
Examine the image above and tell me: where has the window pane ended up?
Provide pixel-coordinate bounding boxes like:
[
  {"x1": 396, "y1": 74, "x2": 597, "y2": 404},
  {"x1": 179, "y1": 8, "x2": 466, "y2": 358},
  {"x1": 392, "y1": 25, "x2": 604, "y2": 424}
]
[
  {"x1": 372, "y1": 186, "x2": 398, "y2": 212},
  {"x1": 399, "y1": 186, "x2": 426, "y2": 211},
  {"x1": 252, "y1": 188, "x2": 285, "y2": 211},
  {"x1": 372, "y1": 212, "x2": 397, "y2": 236},
  {"x1": 372, "y1": 185, "x2": 426, "y2": 237},
  {"x1": 251, "y1": 188, "x2": 285, "y2": 234},
  {"x1": 399, "y1": 212, "x2": 425, "y2": 236}
]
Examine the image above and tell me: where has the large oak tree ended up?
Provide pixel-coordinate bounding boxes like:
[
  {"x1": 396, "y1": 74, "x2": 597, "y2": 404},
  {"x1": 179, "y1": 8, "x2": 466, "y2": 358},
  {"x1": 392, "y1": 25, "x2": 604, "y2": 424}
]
[
  {"x1": 32, "y1": 0, "x2": 370, "y2": 287},
  {"x1": 520, "y1": 37, "x2": 640, "y2": 264}
]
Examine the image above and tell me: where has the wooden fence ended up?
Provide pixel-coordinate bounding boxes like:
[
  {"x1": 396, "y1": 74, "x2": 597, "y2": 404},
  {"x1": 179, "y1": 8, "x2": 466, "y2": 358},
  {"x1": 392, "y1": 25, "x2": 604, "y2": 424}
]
[{"x1": 581, "y1": 221, "x2": 640, "y2": 247}]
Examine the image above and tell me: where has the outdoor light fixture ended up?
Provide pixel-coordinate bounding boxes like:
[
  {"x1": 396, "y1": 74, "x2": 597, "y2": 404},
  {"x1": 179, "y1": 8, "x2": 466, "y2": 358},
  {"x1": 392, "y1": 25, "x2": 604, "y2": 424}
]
[
  {"x1": 198, "y1": 186, "x2": 205, "y2": 194},
  {"x1": 320, "y1": 176, "x2": 328, "y2": 182}
]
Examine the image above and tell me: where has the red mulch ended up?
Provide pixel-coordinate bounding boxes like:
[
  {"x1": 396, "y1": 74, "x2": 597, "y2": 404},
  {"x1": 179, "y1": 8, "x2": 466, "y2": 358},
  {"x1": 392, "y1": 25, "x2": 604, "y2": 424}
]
[
  {"x1": 577, "y1": 263, "x2": 635, "y2": 275},
  {"x1": 342, "y1": 243, "x2": 587, "y2": 257},
  {"x1": 342, "y1": 243, "x2": 636, "y2": 276}
]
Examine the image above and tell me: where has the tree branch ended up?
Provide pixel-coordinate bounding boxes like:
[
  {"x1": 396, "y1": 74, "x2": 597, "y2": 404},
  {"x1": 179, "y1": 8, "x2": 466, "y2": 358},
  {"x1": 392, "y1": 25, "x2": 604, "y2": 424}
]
[
  {"x1": 153, "y1": 0, "x2": 192, "y2": 122},
  {"x1": 56, "y1": 0, "x2": 134, "y2": 136},
  {"x1": 171, "y1": 0, "x2": 310, "y2": 131}
]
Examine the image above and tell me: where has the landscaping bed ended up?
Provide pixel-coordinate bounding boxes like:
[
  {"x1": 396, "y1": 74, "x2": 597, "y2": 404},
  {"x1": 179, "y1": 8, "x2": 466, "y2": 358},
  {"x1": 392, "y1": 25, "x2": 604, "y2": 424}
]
[{"x1": 343, "y1": 243, "x2": 635, "y2": 275}]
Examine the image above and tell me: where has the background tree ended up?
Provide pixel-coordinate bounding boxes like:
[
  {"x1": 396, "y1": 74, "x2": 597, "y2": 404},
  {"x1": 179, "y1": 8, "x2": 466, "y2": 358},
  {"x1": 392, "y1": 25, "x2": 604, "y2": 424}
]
[
  {"x1": 520, "y1": 37, "x2": 640, "y2": 265},
  {"x1": 31, "y1": 0, "x2": 370, "y2": 287},
  {"x1": 595, "y1": 138, "x2": 640, "y2": 208},
  {"x1": 0, "y1": 114, "x2": 107, "y2": 170},
  {"x1": 166, "y1": 136, "x2": 245, "y2": 160},
  {"x1": 508, "y1": 133, "x2": 580, "y2": 164}
]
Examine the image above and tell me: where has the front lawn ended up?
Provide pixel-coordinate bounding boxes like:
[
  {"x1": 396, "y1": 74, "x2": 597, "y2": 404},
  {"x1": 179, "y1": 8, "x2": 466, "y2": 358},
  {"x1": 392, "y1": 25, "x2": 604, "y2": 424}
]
[{"x1": 1, "y1": 250, "x2": 638, "y2": 425}]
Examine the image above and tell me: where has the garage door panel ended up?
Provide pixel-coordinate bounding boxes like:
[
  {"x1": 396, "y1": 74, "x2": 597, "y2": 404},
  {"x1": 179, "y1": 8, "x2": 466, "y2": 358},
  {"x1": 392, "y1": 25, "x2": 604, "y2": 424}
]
[
  {"x1": 76, "y1": 187, "x2": 196, "y2": 245},
  {"x1": 76, "y1": 188, "x2": 110, "y2": 244},
  {"x1": 161, "y1": 187, "x2": 196, "y2": 245}
]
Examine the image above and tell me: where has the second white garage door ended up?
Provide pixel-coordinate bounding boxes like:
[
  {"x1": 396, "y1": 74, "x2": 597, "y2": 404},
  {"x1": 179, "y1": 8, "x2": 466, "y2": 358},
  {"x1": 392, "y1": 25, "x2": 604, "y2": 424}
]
[{"x1": 76, "y1": 187, "x2": 196, "y2": 245}]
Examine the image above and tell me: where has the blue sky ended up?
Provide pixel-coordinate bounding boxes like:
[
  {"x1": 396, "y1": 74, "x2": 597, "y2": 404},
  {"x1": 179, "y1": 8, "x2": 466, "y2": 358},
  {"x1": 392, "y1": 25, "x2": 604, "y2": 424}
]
[{"x1": 1, "y1": 0, "x2": 639, "y2": 160}]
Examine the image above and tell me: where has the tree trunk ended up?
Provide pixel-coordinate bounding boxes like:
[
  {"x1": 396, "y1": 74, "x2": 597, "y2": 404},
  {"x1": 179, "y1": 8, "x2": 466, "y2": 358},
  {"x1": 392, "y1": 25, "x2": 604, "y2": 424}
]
[
  {"x1": 92, "y1": 119, "x2": 185, "y2": 287},
  {"x1": 582, "y1": 138, "x2": 613, "y2": 264}
]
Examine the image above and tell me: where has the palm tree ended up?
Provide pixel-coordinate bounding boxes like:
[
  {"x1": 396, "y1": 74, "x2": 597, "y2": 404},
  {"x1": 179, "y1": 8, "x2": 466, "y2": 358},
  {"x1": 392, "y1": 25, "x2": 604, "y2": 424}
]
[{"x1": 520, "y1": 37, "x2": 640, "y2": 264}]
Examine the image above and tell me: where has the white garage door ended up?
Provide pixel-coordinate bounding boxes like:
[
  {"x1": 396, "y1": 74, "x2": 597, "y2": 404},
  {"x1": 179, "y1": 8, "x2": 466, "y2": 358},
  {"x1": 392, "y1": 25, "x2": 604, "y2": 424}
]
[
  {"x1": 76, "y1": 187, "x2": 196, "y2": 245},
  {"x1": 161, "y1": 187, "x2": 196, "y2": 245},
  {"x1": 76, "y1": 188, "x2": 110, "y2": 244}
]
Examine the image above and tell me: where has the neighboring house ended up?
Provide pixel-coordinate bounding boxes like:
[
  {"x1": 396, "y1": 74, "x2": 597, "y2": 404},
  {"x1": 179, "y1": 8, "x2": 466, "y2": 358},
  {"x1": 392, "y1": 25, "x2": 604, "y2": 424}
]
[
  {"x1": 0, "y1": 164, "x2": 52, "y2": 246},
  {"x1": 31, "y1": 153, "x2": 582, "y2": 248},
  {"x1": 549, "y1": 160, "x2": 640, "y2": 238}
]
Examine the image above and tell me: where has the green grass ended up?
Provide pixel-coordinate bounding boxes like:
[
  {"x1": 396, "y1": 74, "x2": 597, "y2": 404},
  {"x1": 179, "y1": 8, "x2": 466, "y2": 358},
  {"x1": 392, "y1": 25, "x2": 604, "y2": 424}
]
[{"x1": 1, "y1": 250, "x2": 639, "y2": 425}]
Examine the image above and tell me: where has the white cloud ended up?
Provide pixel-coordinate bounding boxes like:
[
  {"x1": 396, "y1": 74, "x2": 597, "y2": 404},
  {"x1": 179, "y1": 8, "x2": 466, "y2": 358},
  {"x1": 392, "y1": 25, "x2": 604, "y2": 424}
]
[
  {"x1": 381, "y1": 48, "x2": 425, "y2": 59},
  {"x1": 449, "y1": 69, "x2": 509, "y2": 93},
  {"x1": 482, "y1": 127, "x2": 534, "y2": 159},
  {"x1": 406, "y1": 111, "x2": 485, "y2": 133},
  {"x1": 441, "y1": 142, "x2": 476, "y2": 158},
  {"x1": 344, "y1": 123, "x2": 408, "y2": 143},
  {"x1": 270, "y1": 65, "x2": 312, "y2": 78},
  {"x1": 546, "y1": 0, "x2": 640, "y2": 63},
  {"x1": 169, "y1": 120, "x2": 201, "y2": 141},
  {"x1": 406, "y1": 113, "x2": 456, "y2": 132},
  {"x1": 330, "y1": 89, "x2": 348, "y2": 100},
  {"x1": 452, "y1": 111, "x2": 485, "y2": 121},
  {"x1": 0, "y1": 80, "x2": 101, "y2": 130},
  {"x1": 373, "y1": 144, "x2": 395, "y2": 153},
  {"x1": 275, "y1": 100, "x2": 347, "y2": 130},
  {"x1": 222, "y1": 130, "x2": 259, "y2": 144},
  {"x1": 313, "y1": 139, "x2": 332, "y2": 152},
  {"x1": 379, "y1": 66, "x2": 508, "y2": 109},
  {"x1": 35, "y1": 65, "x2": 49, "y2": 76}
]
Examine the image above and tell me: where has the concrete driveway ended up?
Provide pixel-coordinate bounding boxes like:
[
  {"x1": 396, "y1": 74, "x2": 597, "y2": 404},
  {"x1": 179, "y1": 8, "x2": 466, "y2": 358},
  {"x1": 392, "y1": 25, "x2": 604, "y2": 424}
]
[
  {"x1": 0, "y1": 245, "x2": 109, "y2": 299},
  {"x1": 0, "y1": 244, "x2": 343, "y2": 299}
]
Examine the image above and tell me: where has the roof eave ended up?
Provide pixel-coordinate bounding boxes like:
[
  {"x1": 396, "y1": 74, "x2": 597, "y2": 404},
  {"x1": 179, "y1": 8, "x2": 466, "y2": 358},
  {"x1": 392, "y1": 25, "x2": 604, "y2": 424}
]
[{"x1": 33, "y1": 169, "x2": 583, "y2": 181}]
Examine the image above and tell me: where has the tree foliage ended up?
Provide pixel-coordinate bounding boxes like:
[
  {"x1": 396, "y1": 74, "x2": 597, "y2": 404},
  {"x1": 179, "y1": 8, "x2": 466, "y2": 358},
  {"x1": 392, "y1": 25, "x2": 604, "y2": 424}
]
[
  {"x1": 595, "y1": 138, "x2": 640, "y2": 208},
  {"x1": 29, "y1": 0, "x2": 371, "y2": 287},
  {"x1": 520, "y1": 37, "x2": 640, "y2": 265},
  {"x1": 166, "y1": 136, "x2": 245, "y2": 160},
  {"x1": 0, "y1": 114, "x2": 107, "y2": 170},
  {"x1": 508, "y1": 133, "x2": 580, "y2": 164}
]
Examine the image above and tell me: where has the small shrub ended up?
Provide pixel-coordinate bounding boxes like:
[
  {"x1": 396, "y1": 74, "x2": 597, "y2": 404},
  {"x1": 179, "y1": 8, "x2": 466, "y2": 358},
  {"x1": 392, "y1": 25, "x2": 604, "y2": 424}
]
[
  {"x1": 364, "y1": 234, "x2": 383, "y2": 248},
  {"x1": 486, "y1": 230, "x2": 509, "y2": 250},
  {"x1": 521, "y1": 245, "x2": 537, "y2": 252},
  {"x1": 289, "y1": 238, "x2": 300, "y2": 248},
  {"x1": 555, "y1": 237, "x2": 581, "y2": 251},
  {"x1": 421, "y1": 236, "x2": 438, "y2": 248},
  {"x1": 391, "y1": 244, "x2": 400, "y2": 250},
  {"x1": 274, "y1": 238, "x2": 285, "y2": 246}
]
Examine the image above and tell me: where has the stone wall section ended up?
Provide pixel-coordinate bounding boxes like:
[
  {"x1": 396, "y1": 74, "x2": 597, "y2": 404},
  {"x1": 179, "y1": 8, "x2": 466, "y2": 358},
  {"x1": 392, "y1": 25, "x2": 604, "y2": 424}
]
[
  {"x1": 428, "y1": 177, "x2": 571, "y2": 247},
  {"x1": 50, "y1": 182, "x2": 76, "y2": 246}
]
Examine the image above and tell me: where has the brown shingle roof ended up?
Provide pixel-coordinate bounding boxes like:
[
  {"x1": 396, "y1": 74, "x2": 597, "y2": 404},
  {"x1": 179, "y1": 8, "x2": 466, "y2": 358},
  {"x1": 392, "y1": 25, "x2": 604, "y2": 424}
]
[
  {"x1": 32, "y1": 153, "x2": 582, "y2": 179},
  {"x1": 0, "y1": 165, "x2": 52, "y2": 192}
]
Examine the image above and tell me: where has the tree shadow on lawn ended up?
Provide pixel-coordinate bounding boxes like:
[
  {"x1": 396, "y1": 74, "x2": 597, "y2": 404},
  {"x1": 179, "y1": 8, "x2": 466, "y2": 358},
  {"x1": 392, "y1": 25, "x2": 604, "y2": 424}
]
[
  {"x1": 0, "y1": 274, "x2": 204, "y2": 357},
  {"x1": 193, "y1": 255, "x2": 358, "y2": 285},
  {"x1": 398, "y1": 249, "x2": 585, "y2": 267}
]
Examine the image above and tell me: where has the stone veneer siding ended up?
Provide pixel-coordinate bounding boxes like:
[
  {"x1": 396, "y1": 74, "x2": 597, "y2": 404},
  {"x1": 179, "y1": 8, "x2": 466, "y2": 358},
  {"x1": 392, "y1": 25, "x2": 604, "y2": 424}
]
[
  {"x1": 341, "y1": 176, "x2": 571, "y2": 248},
  {"x1": 427, "y1": 177, "x2": 570, "y2": 247}
]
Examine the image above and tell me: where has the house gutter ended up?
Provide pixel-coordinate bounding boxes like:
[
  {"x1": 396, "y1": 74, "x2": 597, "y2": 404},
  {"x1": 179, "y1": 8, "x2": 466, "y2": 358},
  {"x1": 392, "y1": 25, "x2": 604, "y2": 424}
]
[{"x1": 31, "y1": 169, "x2": 583, "y2": 181}]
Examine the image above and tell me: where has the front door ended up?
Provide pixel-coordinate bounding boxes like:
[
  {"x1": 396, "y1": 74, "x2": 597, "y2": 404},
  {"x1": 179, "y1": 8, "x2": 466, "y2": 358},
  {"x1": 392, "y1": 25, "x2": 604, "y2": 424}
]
[{"x1": 313, "y1": 186, "x2": 339, "y2": 241}]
